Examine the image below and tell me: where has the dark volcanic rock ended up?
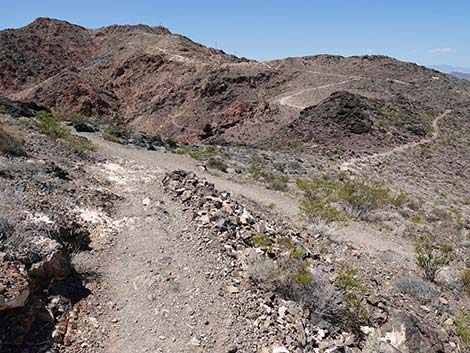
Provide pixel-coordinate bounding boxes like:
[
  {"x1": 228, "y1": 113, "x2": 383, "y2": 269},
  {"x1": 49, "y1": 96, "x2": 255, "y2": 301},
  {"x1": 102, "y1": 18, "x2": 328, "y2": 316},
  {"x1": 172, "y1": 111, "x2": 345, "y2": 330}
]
[
  {"x1": 0, "y1": 96, "x2": 47, "y2": 117},
  {"x1": 280, "y1": 91, "x2": 432, "y2": 152}
]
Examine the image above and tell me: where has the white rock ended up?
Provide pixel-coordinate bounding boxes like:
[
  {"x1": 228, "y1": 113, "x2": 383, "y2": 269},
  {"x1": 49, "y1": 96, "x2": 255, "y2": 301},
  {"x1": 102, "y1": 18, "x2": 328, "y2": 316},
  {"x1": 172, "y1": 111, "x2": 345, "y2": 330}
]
[
  {"x1": 360, "y1": 326, "x2": 375, "y2": 335},
  {"x1": 271, "y1": 342, "x2": 289, "y2": 353}
]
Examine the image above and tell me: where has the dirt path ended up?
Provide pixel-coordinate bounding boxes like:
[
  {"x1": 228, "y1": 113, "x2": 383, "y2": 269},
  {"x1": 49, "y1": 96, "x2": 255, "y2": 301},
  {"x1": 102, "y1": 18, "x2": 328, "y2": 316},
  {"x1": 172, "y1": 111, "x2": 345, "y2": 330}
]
[
  {"x1": 83, "y1": 132, "x2": 417, "y2": 263},
  {"x1": 88, "y1": 158, "x2": 260, "y2": 353},
  {"x1": 340, "y1": 110, "x2": 451, "y2": 172},
  {"x1": 77, "y1": 119, "x2": 436, "y2": 351},
  {"x1": 271, "y1": 78, "x2": 362, "y2": 110},
  {"x1": 83, "y1": 133, "x2": 300, "y2": 221}
]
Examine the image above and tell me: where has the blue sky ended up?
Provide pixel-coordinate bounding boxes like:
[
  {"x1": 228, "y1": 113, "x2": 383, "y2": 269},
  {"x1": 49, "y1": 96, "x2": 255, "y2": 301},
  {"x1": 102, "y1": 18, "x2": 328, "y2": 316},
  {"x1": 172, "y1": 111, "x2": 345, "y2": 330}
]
[{"x1": 1, "y1": 0, "x2": 468, "y2": 69}]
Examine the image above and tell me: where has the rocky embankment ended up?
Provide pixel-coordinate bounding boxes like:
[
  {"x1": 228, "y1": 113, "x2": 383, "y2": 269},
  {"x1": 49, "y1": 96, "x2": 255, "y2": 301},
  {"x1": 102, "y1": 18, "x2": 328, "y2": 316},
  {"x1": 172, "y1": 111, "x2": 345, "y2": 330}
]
[
  {"x1": 162, "y1": 170, "x2": 464, "y2": 352},
  {"x1": 0, "y1": 105, "x2": 116, "y2": 352}
]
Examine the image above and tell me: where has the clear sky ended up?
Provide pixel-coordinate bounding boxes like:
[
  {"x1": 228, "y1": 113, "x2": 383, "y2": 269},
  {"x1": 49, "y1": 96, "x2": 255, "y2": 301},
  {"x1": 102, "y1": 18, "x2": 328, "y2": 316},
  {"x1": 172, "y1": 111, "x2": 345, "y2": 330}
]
[{"x1": 1, "y1": 0, "x2": 468, "y2": 69}]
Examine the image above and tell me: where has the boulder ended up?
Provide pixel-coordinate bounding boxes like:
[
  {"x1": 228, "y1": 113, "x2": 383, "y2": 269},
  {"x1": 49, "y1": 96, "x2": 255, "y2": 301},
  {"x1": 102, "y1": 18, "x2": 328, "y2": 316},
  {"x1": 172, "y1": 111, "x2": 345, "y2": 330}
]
[{"x1": 0, "y1": 259, "x2": 30, "y2": 311}]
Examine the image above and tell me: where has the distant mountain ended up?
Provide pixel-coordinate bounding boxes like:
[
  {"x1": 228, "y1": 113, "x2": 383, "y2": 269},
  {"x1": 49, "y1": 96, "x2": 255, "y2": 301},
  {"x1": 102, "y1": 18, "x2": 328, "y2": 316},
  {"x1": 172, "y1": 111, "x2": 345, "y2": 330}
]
[
  {"x1": 2, "y1": 18, "x2": 470, "y2": 148},
  {"x1": 430, "y1": 64, "x2": 470, "y2": 74},
  {"x1": 449, "y1": 72, "x2": 470, "y2": 80}
]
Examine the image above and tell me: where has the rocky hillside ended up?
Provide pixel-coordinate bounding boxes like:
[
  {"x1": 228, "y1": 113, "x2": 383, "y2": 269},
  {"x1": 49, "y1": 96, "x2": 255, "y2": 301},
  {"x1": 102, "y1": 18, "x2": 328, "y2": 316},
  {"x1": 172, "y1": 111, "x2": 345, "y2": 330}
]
[
  {"x1": 279, "y1": 91, "x2": 435, "y2": 152},
  {"x1": 2, "y1": 18, "x2": 470, "y2": 150}
]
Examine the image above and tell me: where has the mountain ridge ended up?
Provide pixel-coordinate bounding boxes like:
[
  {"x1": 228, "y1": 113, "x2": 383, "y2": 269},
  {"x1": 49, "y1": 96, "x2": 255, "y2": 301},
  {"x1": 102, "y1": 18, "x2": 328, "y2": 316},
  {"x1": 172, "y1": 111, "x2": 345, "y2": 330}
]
[{"x1": 2, "y1": 18, "x2": 470, "y2": 149}]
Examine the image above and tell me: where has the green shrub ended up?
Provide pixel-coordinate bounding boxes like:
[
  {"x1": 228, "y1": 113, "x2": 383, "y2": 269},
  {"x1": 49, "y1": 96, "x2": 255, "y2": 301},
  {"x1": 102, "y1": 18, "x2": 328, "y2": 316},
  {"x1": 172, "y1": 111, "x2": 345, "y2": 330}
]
[
  {"x1": 173, "y1": 144, "x2": 190, "y2": 155},
  {"x1": 296, "y1": 175, "x2": 409, "y2": 222},
  {"x1": 189, "y1": 146, "x2": 217, "y2": 160},
  {"x1": 415, "y1": 231, "x2": 453, "y2": 282},
  {"x1": 102, "y1": 131, "x2": 119, "y2": 142},
  {"x1": 248, "y1": 161, "x2": 265, "y2": 176},
  {"x1": 299, "y1": 196, "x2": 346, "y2": 223},
  {"x1": 461, "y1": 269, "x2": 470, "y2": 296},
  {"x1": 35, "y1": 111, "x2": 67, "y2": 139},
  {"x1": 335, "y1": 267, "x2": 368, "y2": 320},
  {"x1": 276, "y1": 236, "x2": 295, "y2": 250},
  {"x1": 455, "y1": 310, "x2": 470, "y2": 350},
  {"x1": 69, "y1": 136, "x2": 96, "y2": 151},
  {"x1": 249, "y1": 234, "x2": 272, "y2": 248},
  {"x1": 206, "y1": 158, "x2": 228, "y2": 172},
  {"x1": 102, "y1": 126, "x2": 131, "y2": 142},
  {"x1": 0, "y1": 128, "x2": 26, "y2": 157},
  {"x1": 268, "y1": 175, "x2": 289, "y2": 191},
  {"x1": 338, "y1": 178, "x2": 394, "y2": 217},
  {"x1": 35, "y1": 111, "x2": 95, "y2": 151}
]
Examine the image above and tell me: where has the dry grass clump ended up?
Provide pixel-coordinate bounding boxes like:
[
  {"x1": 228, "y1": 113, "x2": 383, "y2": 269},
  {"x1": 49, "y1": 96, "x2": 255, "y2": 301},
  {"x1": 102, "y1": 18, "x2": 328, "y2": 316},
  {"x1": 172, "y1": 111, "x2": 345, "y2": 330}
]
[{"x1": 0, "y1": 128, "x2": 26, "y2": 157}]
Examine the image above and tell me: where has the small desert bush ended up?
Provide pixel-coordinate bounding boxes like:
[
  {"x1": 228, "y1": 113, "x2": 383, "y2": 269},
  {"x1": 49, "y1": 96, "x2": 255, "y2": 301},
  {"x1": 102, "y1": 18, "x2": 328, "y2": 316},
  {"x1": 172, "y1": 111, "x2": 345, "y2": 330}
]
[
  {"x1": 296, "y1": 175, "x2": 409, "y2": 222},
  {"x1": 69, "y1": 135, "x2": 96, "y2": 151},
  {"x1": 248, "y1": 161, "x2": 266, "y2": 177},
  {"x1": 415, "y1": 231, "x2": 453, "y2": 282},
  {"x1": 35, "y1": 111, "x2": 95, "y2": 151},
  {"x1": 173, "y1": 144, "x2": 191, "y2": 155},
  {"x1": 338, "y1": 177, "x2": 405, "y2": 217},
  {"x1": 189, "y1": 146, "x2": 217, "y2": 160},
  {"x1": 455, "y1": 310, "x2": 470, "y2": 350},
  {"x1": 0, "y1": 128, "x2": 26, "y2": 157},
  {"x1": 394, "y1": 275, "x2": 439, "y2": 303},
  {"x1": 335, "y1": 266, "x2": 368, "y2": 322},
  {"x1": 206, "y1": 158, "x2": 228, "y2": 172},
  {"x1": 461, "y1": 269, "x2": 470, "y2": 296},
  {"x1": 268, "y1": 175, "x2": 289, "y2": 191},
  {"x1": 245, "y1": 252, "x2": 339, "y2": 322},
  {"x1": 248, "y1": 161, "x2": 290, "y2": 192},
  {"x1": 248, "y1": 234, "x2": 272, "y2": 248},
  {"x1": 102, "y1": 126, "x2": 131, "y2": 142},
  {"x1": 102, "y1": 130, "x2": 119, "y2": 142},
  {"x1": 35, "y1": 111, "x2": 68, "y2": 139}
]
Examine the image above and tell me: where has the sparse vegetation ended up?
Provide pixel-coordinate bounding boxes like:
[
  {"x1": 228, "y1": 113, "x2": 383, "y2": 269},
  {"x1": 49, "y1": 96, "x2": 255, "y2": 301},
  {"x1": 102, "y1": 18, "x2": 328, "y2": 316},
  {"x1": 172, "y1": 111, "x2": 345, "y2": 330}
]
[
  {"x1": 35, "y1": 111, "x2": 68, "y2": 139},
  {"x1": 415, "y1": 230, "x2": 453, "y2": 282},
  {"x1": 102, "y1": 125, "x2": 130, "y2": 142},
  {"x1": 248, "y1": 160, "x2": 290, "y2": 192},
  {"x1": 248, "y1": 234, "x2": 272, "y2": 248},
  {"x1": 455, "y1": 310, "x2": 470, "y2": 350},
  {"x1": 248, "y1": 161, "x2": 266, "y2": 178},
  {"x1": 268, "y1": 175, "x2": 289, "y2": 191},
  {"x1": 189, "y1": 146, "x2": 217, "y2": 160},
  {"x1": 35, "y1": 111, "x2": 95, "y2": 151},
  {"x1": 0, "y1": 128, "x2": 26, "y2": 157},
  {"x1": 173, "y1": 144, "x2": 191, "y2": 155},
  {"x1": 102, "y1": 130, "x2": 119, "y2": 142},
  {"x1": 394, "y1": 275, "x2": 439, "y2": 303},
  {"x1": 461, "y1": 269, "x2": 470, "y2": 296},
  {"x1": 335, "y1": 266, "x2": 368, "y2": 321},
  {"x1": 296, "y1": 175, "x2": 410, "y2": 223},
  {"x1": 206, "y1": 158, "x2": 228, "y2": 172}
]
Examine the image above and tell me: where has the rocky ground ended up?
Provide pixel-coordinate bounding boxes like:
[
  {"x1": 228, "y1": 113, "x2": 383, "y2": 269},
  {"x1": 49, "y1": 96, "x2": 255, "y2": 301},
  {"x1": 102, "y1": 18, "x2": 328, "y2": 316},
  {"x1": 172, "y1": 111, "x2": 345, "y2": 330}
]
[
  {"x1": 1, "y1": 95, "x2": 470, "y2": 352},
  {"x1": 1, "y1": 17, "x2": 470, "y2": 353},
  {"x1": 0, "y1": 103, "x2": 118, "y2": 352}
]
